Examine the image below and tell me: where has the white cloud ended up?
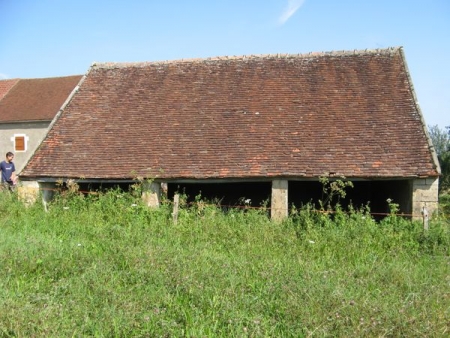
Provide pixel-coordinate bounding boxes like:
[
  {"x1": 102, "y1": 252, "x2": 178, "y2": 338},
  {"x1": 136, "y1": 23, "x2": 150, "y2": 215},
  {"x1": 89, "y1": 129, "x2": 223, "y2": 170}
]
[
  {"x1": 278, "y1": 0, "x2": 306, "y2": 25},
  {"x1": 0, "y1": 73, "x2": 9, "y2": 80}
]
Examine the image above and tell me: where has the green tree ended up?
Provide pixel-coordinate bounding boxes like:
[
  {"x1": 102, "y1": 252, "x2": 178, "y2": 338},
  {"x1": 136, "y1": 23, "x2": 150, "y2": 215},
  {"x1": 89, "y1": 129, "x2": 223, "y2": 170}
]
[{"x1": 428, "y1": 125, "x2": 450, "y2": 192}]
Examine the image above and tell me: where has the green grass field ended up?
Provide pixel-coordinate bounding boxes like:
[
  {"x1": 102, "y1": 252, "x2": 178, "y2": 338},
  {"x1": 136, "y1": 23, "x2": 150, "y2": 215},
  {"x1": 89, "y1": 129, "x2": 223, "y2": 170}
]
[{"x1": 0, "y1": 190, "x2": 449, "y2": 337}]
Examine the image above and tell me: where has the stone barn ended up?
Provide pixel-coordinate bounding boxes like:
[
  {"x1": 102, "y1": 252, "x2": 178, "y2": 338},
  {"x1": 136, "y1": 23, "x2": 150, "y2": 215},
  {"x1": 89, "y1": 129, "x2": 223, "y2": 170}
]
[{"x1": 19, "y1": 47, "x2": 440, "y2": 220}]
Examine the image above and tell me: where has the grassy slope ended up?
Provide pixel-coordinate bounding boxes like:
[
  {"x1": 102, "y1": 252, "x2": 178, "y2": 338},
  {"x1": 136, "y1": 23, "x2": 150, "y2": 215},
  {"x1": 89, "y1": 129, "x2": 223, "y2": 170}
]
[{"x1": 0, "y1": 191, "x2": 449, "y2": 337}]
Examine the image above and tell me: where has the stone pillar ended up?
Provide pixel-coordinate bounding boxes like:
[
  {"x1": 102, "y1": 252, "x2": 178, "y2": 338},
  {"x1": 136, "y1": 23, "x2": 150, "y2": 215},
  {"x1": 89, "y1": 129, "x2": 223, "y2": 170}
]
[
  {"x1": 412, "y1": 178, "x2": 439, "y2": 220},
  {"x1": 18, "y1": 181, "x2": 40, "y2": 206},
  {"x1": 142, "y1": 181, "x2": 161, "y2": 207},
  {"x1": 271, "y1": 179, "x2": 288, "y2": 222}
]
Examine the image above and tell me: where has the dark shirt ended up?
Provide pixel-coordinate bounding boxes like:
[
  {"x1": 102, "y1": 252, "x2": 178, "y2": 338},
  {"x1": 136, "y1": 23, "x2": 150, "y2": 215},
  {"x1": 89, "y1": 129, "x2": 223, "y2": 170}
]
[{"x1": 0, "y1": 160, "x2": 15, "y2": 183}]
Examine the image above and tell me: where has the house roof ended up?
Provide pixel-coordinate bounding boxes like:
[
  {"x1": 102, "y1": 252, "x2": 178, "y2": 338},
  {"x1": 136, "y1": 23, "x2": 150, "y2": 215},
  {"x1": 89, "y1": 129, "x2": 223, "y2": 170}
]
[
  {"x1": 0, "y1": 78, "x2": 19, "y2": 100},
  {"x1": 20, "y1": 47, "x2": 439, "y2": 181},
  {"x1": 0, "y1": 75, "x2": 82, "y2": 123}
]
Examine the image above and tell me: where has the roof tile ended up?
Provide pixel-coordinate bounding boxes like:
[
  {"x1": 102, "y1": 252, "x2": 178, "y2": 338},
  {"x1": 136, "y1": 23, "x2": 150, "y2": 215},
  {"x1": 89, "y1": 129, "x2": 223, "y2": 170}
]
[
  {"x1": 0, "y1": 78, "x2": 19, "y2": 100},
  {"x1": 0, "y1": 76, "x2": 82, "y2": 123},
  {"x1": 21, "y1": 48, "x2": 439, "y2": 180}
]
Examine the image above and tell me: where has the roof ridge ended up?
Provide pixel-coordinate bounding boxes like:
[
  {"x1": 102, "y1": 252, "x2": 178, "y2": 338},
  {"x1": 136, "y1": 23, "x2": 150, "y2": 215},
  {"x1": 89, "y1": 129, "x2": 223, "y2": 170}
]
[
  {"x1": 0, "y1": 78, "x2": 20, "y2": 82},
  {"x1": 91, "y1": 46, "x2": 402, "y2": 69},
  {"x1": 18, "y1": 75, "x2": 82, "y2": 81}
]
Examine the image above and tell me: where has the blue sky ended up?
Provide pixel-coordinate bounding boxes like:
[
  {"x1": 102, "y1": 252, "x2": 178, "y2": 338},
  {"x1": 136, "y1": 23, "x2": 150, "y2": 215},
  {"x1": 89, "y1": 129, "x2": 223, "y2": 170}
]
[{"x1": 1, "y1": 0, "x2": 449, "y2": 128}]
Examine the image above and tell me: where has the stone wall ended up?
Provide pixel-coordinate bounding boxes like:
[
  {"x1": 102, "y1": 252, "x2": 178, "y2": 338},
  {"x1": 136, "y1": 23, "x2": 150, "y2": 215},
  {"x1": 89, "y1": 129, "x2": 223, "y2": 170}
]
[{"x1": 0, "y1": 122, "x2": 49, "y2": 173}]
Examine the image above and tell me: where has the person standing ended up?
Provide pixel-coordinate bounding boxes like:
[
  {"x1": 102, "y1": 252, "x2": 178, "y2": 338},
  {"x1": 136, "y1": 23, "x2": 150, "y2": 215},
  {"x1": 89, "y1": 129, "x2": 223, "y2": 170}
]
[{"x1": 1, "y1": 152, "x2": 17, "y2": 190}]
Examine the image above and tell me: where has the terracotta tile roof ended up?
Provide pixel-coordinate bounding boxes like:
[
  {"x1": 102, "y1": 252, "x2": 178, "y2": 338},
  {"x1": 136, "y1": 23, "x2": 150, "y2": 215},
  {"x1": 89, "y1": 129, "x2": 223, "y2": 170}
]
[
  {"x1": 0, "y1": 78, "x2": 19, "y2": 100},
  {"x1": 0, "y1": 75, "x2": 82, "y2": 123},
  {"x1": 21, "y1": 47, "x2": 439, "y2": 180}
]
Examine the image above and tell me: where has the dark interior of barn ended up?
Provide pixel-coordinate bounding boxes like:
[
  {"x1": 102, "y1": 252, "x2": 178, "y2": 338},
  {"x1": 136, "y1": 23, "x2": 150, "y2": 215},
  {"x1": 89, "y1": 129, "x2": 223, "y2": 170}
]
[
  {"x1": 75, "y1": 178, "x2": 413, "y2": 220},
  {"x1": 167, "y1": 179, "x2": 413, "y2": 218}
]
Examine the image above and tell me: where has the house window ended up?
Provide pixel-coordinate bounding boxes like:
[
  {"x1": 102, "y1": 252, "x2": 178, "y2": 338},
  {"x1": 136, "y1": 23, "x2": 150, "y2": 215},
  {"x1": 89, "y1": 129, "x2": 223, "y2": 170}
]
[{"x1": 11, "y1": 134, "x2": 28, "y2": 152}]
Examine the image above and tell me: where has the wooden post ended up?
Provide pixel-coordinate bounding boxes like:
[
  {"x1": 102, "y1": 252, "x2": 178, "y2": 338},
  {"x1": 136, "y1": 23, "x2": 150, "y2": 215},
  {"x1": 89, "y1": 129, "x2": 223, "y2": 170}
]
[
  {"x1": 172, "y1": 194, "x2": 180, "y2": 225},
  {"x1": 422, "y1": 206, "x2": 429, "y2": 231}
]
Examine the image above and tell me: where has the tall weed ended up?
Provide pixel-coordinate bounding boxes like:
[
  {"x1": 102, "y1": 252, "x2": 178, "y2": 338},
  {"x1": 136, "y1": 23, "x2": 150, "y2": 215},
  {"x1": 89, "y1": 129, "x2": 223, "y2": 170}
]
[{"x1": 0, "y1": 190, "x2": 448, "y2": 337}]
